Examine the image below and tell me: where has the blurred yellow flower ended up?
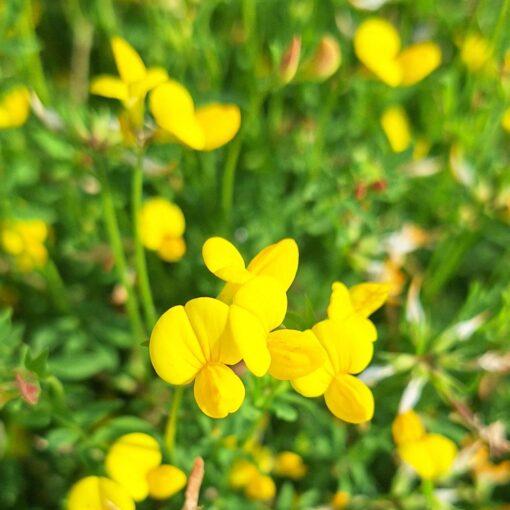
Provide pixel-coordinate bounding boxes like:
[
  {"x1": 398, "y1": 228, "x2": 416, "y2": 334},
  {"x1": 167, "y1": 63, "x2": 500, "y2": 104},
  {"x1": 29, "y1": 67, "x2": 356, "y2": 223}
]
[
  {"x1": 150, "y1": 297, "x2": 245, "y2": 418},
  {"x1": 1, "y1": 219, "x2": 48, "y2": 272},
  {"x1": 393, "y1": 411, "x2": 457, "y2": 480},
  {"x1": 105, "y1": 432, "x2": 186, "y2": 501},
  {"x1": 230, "y1": 459, "x2": 276, "y2": 501},
  {"x1": 354, "y1": 18, "x2": 441, "y2": 87},
  {"x1": 332, "y1": 490, "x2": 350, "y2": 509},
  {"x1": 460, "y1": 34, "x2": 493, "y2": 73},
  {"x1": 139, "y1": 198, "x2": 186, "y2": 262},
  {"x1": 67, "y1": 476, "x2": 135, "y2": 510},
  {"x1": 274, "y1": 451, "x2": 307, "y2": 479},
  {"x1": 90, "y1": 36, "x2": 168, "y2": 127},
  {"x1": 0, "y1": 86, "x2": 30, "y2": 129},
  {"x1": 299, "y1": 35, "x2": 342, "y2": 82},
  {"x1": 501, "y1": 108, "x2": 510, "y2": 132},
  {"x1": 150, "y1": 81, "x2": 241, "y2": 151},
  {"x1": 381, "y1": 106, "x2": 412, "y2": 153}
]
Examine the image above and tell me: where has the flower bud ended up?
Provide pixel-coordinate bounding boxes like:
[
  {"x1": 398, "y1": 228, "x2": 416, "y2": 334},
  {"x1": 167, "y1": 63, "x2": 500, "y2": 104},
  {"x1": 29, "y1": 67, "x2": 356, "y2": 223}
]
[
  {"x1": 279, "y1": 36, "x2": 301, "y2": 84},
  {"x1": 300, "y1": 35, "x2": 342, "y2": 82}
]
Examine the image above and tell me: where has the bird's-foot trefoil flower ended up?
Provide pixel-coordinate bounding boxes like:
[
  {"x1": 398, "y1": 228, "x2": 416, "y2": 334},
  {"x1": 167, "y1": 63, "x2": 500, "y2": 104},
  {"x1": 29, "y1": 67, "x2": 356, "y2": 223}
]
[
  {"x1": 66, "y1": 476, "x2": 135, "y2": 510},
  {"x1": 0, "y1": 86, "x2": 30, "y2": 129}
]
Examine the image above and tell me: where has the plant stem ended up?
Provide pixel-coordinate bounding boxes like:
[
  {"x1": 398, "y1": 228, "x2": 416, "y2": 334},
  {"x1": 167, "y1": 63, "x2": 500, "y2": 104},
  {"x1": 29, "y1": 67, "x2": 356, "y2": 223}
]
[
  {"x1": 132, "y1": 148, "x2": 157, "y2": 328},
  {"x1": 165, "y1": 386, "x2": 184, "y2": 459},
  {"x1": 421, "y1": 479, "x2": 440, "y2": 509},
  {"x1": 43, "y1": 259, "x2": 70, "y2": 314},
  {"x1": 98, "y1": 159, "x2": 146, "y2": 348},
  {"x1": 221, "y1": 137, "x2": 242, "y2": 225}
]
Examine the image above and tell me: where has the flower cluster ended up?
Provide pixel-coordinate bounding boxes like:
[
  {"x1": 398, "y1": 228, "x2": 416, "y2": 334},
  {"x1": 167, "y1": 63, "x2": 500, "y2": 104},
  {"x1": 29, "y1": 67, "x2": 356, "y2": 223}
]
[
  {"x1": 67, "y1": 432, "x2": 186, "y2": 510},
  {"x1": 392, "y1": 410, "x2": 458, "y2": 480},
  {"x1": 150, "y1": 236, "x2": 388, "y2": 422},
  {"x1": 0, "y1": 219, "x2": 49, "y2": 272}
]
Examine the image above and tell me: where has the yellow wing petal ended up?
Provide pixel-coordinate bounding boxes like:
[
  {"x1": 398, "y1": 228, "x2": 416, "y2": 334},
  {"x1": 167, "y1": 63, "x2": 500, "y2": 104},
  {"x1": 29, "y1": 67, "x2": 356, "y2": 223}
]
[
  {"x1": 349, "y1": 282, "x2": 390, "y2": 317},
  {"x1": 0, "y1": 86, "x2": 30, "y2": 129},
  {"x1": 267, "y1": 329, "x2": 325, "y2": 380},
  {"x1": 398, "y1": 42, "x2": 441, "y2": 86},
  {"x1": 150, "y1": 81, "x2": 205, "y2": 150},
  {"x1": 90, "y1": 75, "x2": 129, "y2": 101},
  {"x1": 291, "y1": 364, "x2": 332, "y2": 397},
  {"x1": 147, "y1": 464, "x2": 187, "y2": 500},
  {"x1": 194, "y1": 363, "x2": 245, "y2": 418},
  {"x1": 202, "y1": 237, "x2": 251, "y2": 284},
  {"x1": 149, "y1": 305, "x2": 206, "y2": 385},
  {"x1": 247, "y1": 238, "x2": 299, "y2": 291},
  {"x1": 111, "y1": 36, "x2": 146, "y2": 84},
  {"x1": 195, "y1": 103, "x2": 241, "y2": 151},
  {"x1": 324, "y1": 374, "x2": 374, "y2": 423},
  {"x1": 66, "y1": 476, "x2": 135, "y2": 510},
  {"x1": 105, "y1": 433, "x2": 162, "y2": 502}
]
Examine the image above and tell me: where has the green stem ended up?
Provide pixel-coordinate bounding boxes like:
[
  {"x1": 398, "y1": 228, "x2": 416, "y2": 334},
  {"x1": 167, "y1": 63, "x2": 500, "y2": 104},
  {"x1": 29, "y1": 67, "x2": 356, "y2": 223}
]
[
  {"x1": 43, "y1": 259, "x2": 70, "y2": 314},
  {"x1": 98, "y1": 159, "x2": 146, "y2": 348},
  {"x1": 221, "y1": 137, "x2": 242, "y2": 225},
  {"x1": 421, "y1": 479, "x2": 440, "y2": 509},
  {"x1": 132, "y1": 148, "x2": 157, "y2": 328},
  {"x1": 164, "y1": 386, "x2": 184, "y2": 459}
]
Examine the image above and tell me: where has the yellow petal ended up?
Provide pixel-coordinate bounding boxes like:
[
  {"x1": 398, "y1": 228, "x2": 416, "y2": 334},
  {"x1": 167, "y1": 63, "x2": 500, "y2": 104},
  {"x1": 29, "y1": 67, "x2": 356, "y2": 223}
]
[
  {"x1": 229, "y1": 460, "x2": 259, "y2": 488},
  {"x1": 111, "y1": 36, "x2": 146, "y2": 84},
  {"x1": 392, "y1": 410, "x2": 426, "y2": 446},
  {"x1": 247, "y1": 238, "x2": 299, "y2": 291},
  {"x1": 274, "y1": 451, "x2": 307, "y2": 479},
  {"x1": 324, "y1": 374, "x2": 374, "y2": 423},
  {"x1": 460, "y1": 34, "x2": 492, "y2": 73},
  {"x1": 150, "y1": 304, "x2": 206, "y2": 385},
  {"x1": 147, "y1": 464, "x2": 187, "y2": 500},
  {"x1": 327, "y1": 282, "x2": 355, "y2": 322},
  {"x1": 66, "y1": 476, "x2": 135, "y2": 510},
  {"x1": 398, "y1": 42, "x2": 441, "y2": 86},
  {"x1": 349, "y1": 282, "x2": 390, "y2": 317},
  {"x1": 90, "y1": 75, "x2": 129, "y2": 101},
  {"x1": 194, "y1": 363, "x2": 245, "y2": 418},
  {"x1": 354, "y1": 18, "x2": 402, "y2": 86},
  {"x1": 150, "y1": 81, "x2": 205, "y2": 150},
  {"x1": 398, "y1": 434, "x2": 457, "y2": 480},
  {"x1": 267, "y1": 329, "x2": 325, "y2": 380},
  {"x1": 228, "y1": 303, "x2": 271, "y2": 376},
  {"x1": 381, "y1": 106, "x2": 411, "y2": 153},
  {"x1": 291, "y1": 364, "x2": 332, "y2": 397},
  {"x1": 105, "y1": 433, "x2": 162, "y2": 502},
  {"x1": 202, "y1": 237, "x2": 251, "y2": 284},
  {"x1": 195, "y1": 103, "x2": 241, "y2": 151},
  {"x1": 232, "y1": 275, "x2": 287, "y2": 331},
  {"x1": 130, "y1": 67, "x2": 169, "y2": 99},
  {"x1": 157, "y1": 236, "x2": 186, "y2": 262},
  {"x1": 244, "y1": 472, "x2": 276, "y2": 501},
  {"x1": 139, "y1": 198, "x2": 185, "y2": 251},
  {"x1": 0, "y1": 86, "x2": 30, "y2": 129}
]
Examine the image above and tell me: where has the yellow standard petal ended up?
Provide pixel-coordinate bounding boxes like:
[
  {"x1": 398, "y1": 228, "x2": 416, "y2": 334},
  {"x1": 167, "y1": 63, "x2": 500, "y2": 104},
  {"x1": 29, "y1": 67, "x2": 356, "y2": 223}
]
[
  {"x1": 354, "y1": 18, "x2": 402, "y2": 86},
  {"x1": 0, "y1": 86, "x2": 30, "y2": 129},
  {"x1": 381, "y1": 106, "x2": 411, "y2": 153},
  {"x1": 195, "y1": 103, "x2": 241, "y2": 151},
  {"x1": 267, "y1": 329, "x2": 325, "y2": 380},
  {"x1": 327, "y1": 282, "x2": 355, "y2": 322},
  {"x1": 105, "y1": 433, "x2": 162, "y2": 502},
  {"x1": 90, "y1": 75, "x2": 129, "y2": 101},
  {"x1": 392, "y1": 410, "x2": 426, "y2": 445},
  {"x1": 150, "y1": 81, "x2": 205, "y2": 150},
  {"x1": 324, "y1": 374, "x2": 374, "y2": 423},
  {"x1": 247, "y1": 238, "x2": 299, "y2": 291},
  {"x1": 111, "y1": 36, "x2": 147, "y2": 84},
  {"x1": 349, "y1": 282, "x2": 389, "y2": 317},
  {"x1": 66, "y1": 476, "x2": 135, "y2": 510},
  {"x1": 147, "y1": 464, "x2": 187, "y2": 500},
  {"x1": 202, "y1": 237, "x2": 251, "y2": 284},
  {"x1": 194, "y1": 363, "x2": 245, "y2": 418},
  {"x1": 397, "y1": 42, "x2": 442, "y2": 86}
]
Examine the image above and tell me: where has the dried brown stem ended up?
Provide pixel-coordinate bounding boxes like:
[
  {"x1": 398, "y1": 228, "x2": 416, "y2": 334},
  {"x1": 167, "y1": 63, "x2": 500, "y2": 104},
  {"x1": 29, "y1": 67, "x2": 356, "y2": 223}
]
[{"x1": 181, "y1": 457, "x2": 205, "y2": 510}]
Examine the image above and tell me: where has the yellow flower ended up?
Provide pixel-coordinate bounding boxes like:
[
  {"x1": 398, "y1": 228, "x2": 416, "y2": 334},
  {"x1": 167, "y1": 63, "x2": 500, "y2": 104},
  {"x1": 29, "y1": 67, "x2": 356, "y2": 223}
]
[
  {"x1": 460, "y1": 34, "x2": 493, "y2": 73},
  {"x1": 332, "y1": 490, "x2": 350, "y2": 509},
  {"x1": 66, "y1": 476, "x2": 135, "y2": 510},
  {"x1": 502, "y1": 108, "x2": 510, "y2": 132},
  {"x1": 1, "y1": 219, "x2": 48, "y2": 272},
  {"x1": 245, "y1": 472, "x2": 276, "y2": 501},
  {"x1": 354, "y1": 18, "x2": 441, "y2": 87},
  {"x1": 90, "y1": 36, "x2": 168, "y2": 127},
  {"x1": 230, "y1": 459, "x2": 260, "y2": 489},
  {"x1": 150, "y1": 297, "x2": 246, "y2": 418},
  {"x1": 274, "y1": 451, "x2": 307, "y2": 479},
  {"x1": 139, "y1": 198, "x2": 186, "y2": 262},
  {"x1": 381, "y1": 106, "x2": 412, "y2": 153},
  {"x1": 291, "y1": 318, "x2": 375, "y2": 423},
  {"x1": 150, "y1": 81, "x2": 241, "y2": 151},
  {"x1": 105, "y1": 432, "x2": 186, "y2": 501},
  {"x1": 0, "y1": 86, "x2": 30, "y2": 129},
  {"x1": 392, "y1": 411, "x2": 457, "y2": 480}
]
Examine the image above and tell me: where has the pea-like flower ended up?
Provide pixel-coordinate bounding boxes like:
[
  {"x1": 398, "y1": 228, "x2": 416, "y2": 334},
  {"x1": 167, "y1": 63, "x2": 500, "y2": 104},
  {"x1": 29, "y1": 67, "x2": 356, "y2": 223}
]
[
  {"x1": 460, "y1": 34, "x2": 493, "y2": 73},
  {"x1": 90, "y1": 37, "x2": 168, "y2": 127},
  {"x1": 230, "y1": 459, "x2": 276, "y2": 502},
  {"x1": 105, "y1": 433, "x2": 187, "y2": 501},
  {"x1": 354, "y1": 18, "x2": 441, "y2": 87},
  {"x1": 139, "y1": 198, "x2": 186, "y2": 262},
  {"x1": 392, "y1": 410, "x2": 458, "y2": 480},
  {"x1": 0, "y1": 86, "x2": 30, "y2": 129},
  {"x1": 149, "y1": 81, "x2": 241, "y2": 151},
  {"x1": 1, "y1": 219, "x2": 49, "y2": 272},
  {"x1": 273, "y1": 451, "x2": 307, "y2": 479},
  {"x1": 67, "y1": 476, "x2": 134, "y2": 510}
]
